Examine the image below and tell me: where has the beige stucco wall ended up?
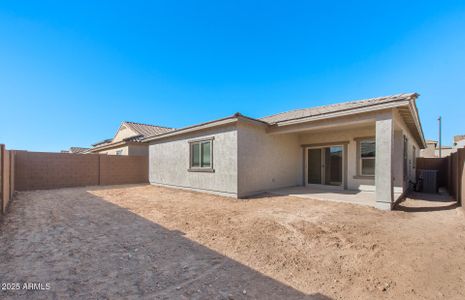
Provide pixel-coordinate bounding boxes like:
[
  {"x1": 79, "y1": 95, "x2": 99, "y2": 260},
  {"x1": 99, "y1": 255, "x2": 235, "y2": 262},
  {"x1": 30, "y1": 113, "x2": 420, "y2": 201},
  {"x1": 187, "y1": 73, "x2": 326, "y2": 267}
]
[
  {"x1": 237, "y1": 122, "x2": 301, "y2": 197},
  {"x1": 149, "y1": 125, "x2": 238, "y2": 196},
  {"x1": 113, "y1": 125, "x2": 138, "y2": 142},
  {"x1": 146, "y1": 108, "x2": 424, "y2": 202},
  {"x1": 99, "y1": 146, "x2": 130, "y2": 155},
  {"x1": 95, "y1": 144, "x2": 148, "y2": 156},
  {"x1": 298, "y1": 125, "x2": 376, "y2": 191},
  {"x1": 393, "y1": 109, "x2": 421, "y2": 193},
  {"x1": 128, "y1": 144, "x2": 149, "y2": 156},
  {"x1": 420, "y1": 142, "x2": 437, "y2": 158}
]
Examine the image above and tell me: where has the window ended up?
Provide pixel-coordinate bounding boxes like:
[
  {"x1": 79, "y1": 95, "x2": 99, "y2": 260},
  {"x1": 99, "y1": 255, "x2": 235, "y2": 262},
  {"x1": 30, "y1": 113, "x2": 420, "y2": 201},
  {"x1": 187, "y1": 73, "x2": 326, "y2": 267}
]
[
  {"x1": 360, "y1": 139, "x2": 375, "y2": 176},
  {"x1": 115, "y1": 150, "x2": 123, "y2": 155},
  {"x1": 189, "y1": 139, "x2": 213, "y2": 171}
]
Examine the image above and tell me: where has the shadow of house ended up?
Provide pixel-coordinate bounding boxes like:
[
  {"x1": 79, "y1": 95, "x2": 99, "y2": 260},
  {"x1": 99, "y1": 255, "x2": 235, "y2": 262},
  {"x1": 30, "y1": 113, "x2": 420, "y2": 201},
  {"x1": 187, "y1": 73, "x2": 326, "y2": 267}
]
[
  {"x1": 394, "y1": 192, "x2": 458, "y2": 213},
  {"x1": 0, "y1": 189, "x2": 331, "y2": 300}
]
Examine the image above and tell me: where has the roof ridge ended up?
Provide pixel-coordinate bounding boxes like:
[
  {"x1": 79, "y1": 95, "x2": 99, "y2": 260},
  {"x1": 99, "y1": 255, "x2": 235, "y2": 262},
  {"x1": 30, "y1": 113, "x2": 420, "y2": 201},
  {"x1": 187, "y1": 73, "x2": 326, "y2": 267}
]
[
  {"x1": 123, "y1": 121, "x2": 174, "y2": 129},
  {"x1": 260, "y1": 93, "x2": 417, "y2": 120}
]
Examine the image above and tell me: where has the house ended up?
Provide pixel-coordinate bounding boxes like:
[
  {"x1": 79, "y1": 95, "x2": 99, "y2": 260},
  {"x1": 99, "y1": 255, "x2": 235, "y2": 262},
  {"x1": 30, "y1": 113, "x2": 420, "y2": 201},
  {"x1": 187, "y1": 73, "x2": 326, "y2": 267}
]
[
  {"x1": 61, "y1": 147, "x2": 90, "y2": 154},
  {"x1": 87, "y1": 121, "x2": 173, "y2": 156},
  {"x1": 144, "y1": 93, "x2": 425, "y2": 210},
  {"x1": 454, "y1": 135, "x2": 465, "y2": 149},
  {"x1": 420, "y1": 140, "x2": 456, "y2": 158}
]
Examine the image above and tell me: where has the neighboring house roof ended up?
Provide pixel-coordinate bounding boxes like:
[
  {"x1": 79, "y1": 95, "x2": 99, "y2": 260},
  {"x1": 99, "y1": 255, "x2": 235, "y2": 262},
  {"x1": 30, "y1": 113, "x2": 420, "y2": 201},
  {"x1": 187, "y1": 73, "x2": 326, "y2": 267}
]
[
  {"x1": 88, "y1": 121, "x2": 174, "y2": 153},
  {"x1": 260, "y1": 93, "x2": 418, "y2": 124},
  {"x1": 92, "y1": 138, "x2": 113, "y2": 147},
  {"x1": 426, "y1": 140, "x2": 438, "y2": 144},
  {"x1": 144, "y1": 93, "x2": 426, "y2": 148},
  {"x1": 69, "y1": 147, "x2": 90, "y2": 154},
  {"x1": 122, "y1": 121, "x2": 174, "y2": 139},
  {"x1": 454, "y1": 135, "x2": 465, "y2": 143}
]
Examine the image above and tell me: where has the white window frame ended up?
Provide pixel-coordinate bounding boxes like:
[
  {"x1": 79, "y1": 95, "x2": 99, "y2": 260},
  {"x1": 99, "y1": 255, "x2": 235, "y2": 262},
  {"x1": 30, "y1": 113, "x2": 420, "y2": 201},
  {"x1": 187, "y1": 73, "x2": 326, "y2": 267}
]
[
  {"x1": 359, "y1": 139, "x2": 376, "y2": 176},
  {"x1": 188, "y1": 138, "x2": 214, "y2": 172}
]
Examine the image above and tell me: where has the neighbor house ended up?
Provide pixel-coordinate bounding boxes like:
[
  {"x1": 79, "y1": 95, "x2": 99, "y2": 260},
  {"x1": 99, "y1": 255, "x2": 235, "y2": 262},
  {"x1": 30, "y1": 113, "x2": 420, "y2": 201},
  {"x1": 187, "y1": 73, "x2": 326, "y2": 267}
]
[
  {"x1": 61, "y1": 147, "x2": 90, "y2": 154},
  {"x1": 145, "y1": 93, "x2": 425, "y2": 210},
  {"x1": 420, "y1": 139, "x2": 456, "y2": 158},
  {"x1": 453, "y1": 135, "x2": 465, "y2": 149},
  {"x1": 87, "y1": 121, "x2": 173, "y2": 156}
]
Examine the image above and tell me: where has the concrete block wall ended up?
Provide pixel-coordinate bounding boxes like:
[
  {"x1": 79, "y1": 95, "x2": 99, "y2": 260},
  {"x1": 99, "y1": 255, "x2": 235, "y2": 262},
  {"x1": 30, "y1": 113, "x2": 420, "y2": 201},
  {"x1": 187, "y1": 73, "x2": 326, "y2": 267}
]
[
  {"x1": 14, "y1": 151, "x2": 148, "y2": 191},
  {"x1": 1, "y1": 145, "x2": 15, "y2": 214},
  {"x1": 100, "y1": 155, "x2": 148, "y2": 185}
]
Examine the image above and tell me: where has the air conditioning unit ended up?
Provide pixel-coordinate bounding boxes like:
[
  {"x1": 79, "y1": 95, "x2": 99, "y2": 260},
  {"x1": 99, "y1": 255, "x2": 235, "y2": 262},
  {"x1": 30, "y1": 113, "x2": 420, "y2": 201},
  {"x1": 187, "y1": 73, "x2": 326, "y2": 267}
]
[{"x1": 419, "y1": 169, "x2": 439, "y2": 193}]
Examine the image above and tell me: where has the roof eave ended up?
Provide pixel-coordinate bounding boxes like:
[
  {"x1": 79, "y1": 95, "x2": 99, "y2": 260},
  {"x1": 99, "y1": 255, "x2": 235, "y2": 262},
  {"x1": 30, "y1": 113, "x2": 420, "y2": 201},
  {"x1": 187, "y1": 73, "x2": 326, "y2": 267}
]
[
  {"x1": 143, "y1": 113, "x2": 267, "y2": 143},
  {"x1": 407, "y1": 98, "x2": 427, "y2": 149}
]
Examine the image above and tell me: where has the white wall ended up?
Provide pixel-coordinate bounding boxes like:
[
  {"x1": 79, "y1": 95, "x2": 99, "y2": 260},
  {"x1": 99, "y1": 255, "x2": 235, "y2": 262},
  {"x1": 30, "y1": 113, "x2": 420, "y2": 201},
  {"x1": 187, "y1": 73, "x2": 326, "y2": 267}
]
[
  {"x1": 149, "y1": 125, "x2": 238, "y2": 196},
  {"x1": 237, "y1": 122, "x2": 301, "y2": 197}
]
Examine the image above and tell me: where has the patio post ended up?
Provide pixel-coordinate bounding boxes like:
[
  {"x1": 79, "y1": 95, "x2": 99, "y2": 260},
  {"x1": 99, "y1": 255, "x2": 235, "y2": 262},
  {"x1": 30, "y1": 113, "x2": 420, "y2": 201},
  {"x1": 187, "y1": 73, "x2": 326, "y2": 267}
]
[{"x1": 375, "y1": 111, "x2": 394, "y2": 210}]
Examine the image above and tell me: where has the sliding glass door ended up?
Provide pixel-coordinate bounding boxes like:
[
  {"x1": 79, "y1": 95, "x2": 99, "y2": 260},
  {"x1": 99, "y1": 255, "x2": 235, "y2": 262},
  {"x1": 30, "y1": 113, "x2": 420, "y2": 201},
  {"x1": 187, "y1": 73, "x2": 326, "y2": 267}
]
[{"x1": 307, "y1": 146, "x2": 343, "y2": 187}]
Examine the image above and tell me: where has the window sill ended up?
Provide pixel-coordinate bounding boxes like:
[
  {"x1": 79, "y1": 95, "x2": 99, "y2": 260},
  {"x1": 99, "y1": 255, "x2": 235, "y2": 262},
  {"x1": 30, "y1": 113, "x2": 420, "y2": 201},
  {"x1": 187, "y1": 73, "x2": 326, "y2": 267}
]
[
  {"x1": 188, "y1": 168, "x2": 215, "y2": 173},
  {"x1": 353, "y1": 175, "x2": 375, "y2": 180}
]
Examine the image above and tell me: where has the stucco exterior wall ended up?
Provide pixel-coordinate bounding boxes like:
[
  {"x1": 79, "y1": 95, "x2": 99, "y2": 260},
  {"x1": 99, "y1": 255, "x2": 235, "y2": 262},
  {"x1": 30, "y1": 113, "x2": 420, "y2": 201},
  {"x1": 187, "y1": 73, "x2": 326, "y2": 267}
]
[
  {"x1": 128, "y1": 144, "x2": 149, "y2": 156},
  {"x1": 98, "y1": 146, "x2": 130, "y2": 155},
  {"x1": 393, "y1": 109, "x2": 421, "y2": 192},
  {"x1": 237, "y1": 122, "x2": 301, "y2": 197},
  {"x1": 149, "y1": 125, "x2": 238, "y2": 196},
  {"x1": 113, "y1": 125, "x2": 137, "y2": 142},
  {"x1": 298, "y1": 126, "x2": 376, "y2": 191}
]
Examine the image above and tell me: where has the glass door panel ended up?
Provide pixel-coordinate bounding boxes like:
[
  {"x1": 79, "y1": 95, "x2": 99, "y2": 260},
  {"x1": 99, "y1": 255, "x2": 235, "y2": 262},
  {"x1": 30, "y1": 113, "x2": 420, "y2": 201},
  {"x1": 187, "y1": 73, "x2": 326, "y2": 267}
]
[
  {"x1": 325, "y1": 146, "x2": 343, "y2": 186},
  {"x1": 307, "y1": 148, "x2": 322, "y2": 184}
]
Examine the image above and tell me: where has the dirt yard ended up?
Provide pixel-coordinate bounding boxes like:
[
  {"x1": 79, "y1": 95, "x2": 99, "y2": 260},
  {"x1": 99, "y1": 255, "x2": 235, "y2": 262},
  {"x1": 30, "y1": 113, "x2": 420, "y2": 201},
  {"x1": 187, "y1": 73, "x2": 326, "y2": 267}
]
[{"x1": 1, "y1": 185, "x2": 465, "y2": 299}]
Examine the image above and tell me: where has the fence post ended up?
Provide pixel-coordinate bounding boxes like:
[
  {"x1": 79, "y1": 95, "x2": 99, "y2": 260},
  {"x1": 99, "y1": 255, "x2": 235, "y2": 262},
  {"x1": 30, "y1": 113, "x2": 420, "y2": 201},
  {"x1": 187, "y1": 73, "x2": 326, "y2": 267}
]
[{"x1": 0, "y1": 144, "x2": 4, "y2": 214}]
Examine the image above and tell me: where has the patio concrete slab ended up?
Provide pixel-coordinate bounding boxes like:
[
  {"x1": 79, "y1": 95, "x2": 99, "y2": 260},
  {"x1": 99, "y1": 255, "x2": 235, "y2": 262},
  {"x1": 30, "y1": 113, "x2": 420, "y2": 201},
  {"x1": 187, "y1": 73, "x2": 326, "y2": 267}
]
[{"x1": 268, "y1": 186, "x2": 378, "y2": 207}]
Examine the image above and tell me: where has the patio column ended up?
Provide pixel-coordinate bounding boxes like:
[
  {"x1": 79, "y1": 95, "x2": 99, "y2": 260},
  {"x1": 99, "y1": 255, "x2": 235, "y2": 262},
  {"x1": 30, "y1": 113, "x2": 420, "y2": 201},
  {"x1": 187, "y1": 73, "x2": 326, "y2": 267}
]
[{"x1": 375, "y1": 111, "x2": 394, "y2": 210}]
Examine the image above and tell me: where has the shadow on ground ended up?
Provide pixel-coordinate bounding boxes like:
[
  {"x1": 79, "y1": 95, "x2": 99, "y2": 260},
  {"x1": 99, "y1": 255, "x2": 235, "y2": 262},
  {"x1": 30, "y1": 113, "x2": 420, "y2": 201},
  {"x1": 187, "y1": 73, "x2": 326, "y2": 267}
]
[
  {"x1": 0, "y1": 189, "x2": 331, "y2": 299},
  {"x1": 395, "y1": 191, "x2": 458, "y2": 213}
]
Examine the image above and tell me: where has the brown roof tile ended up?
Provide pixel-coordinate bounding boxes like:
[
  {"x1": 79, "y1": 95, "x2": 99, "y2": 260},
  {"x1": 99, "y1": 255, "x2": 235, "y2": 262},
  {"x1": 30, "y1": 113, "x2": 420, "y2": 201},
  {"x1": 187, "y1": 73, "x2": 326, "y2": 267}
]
[
  {"x1": 260, "y1": 93, "x2": 417, "y2": 124},
  {"x1": 123, "y1": 121, "x2": 174, "y2": 139}
]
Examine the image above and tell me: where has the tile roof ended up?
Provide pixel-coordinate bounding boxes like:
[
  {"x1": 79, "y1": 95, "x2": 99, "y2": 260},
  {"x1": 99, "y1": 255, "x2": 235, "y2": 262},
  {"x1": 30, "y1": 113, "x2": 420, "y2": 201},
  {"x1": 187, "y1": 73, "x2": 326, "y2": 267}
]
[
  {"x1": 69, "y1": 147, "x2": 90, "y2": 154},
  {"x1": 92, "y1": 138, "x2": 112, "y2": 147},
  {"x1": 260, "y1": 93, "x2": 417, "y2": 124},
  {"x1": 123, "y1": 121, "x2": 174, "y2": 139},
  {"x1": 454, "y1": 135, "x2": 465, "y2": 143}
]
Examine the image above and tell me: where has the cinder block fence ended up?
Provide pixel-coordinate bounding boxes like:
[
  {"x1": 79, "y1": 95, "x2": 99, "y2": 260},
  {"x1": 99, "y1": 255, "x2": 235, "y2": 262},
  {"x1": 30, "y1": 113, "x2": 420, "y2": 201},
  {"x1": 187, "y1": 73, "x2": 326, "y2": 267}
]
[
  {"x1": 0, "y1": 145, "x2": 15, "y2": 214},
  {"x1": 0, "y1": 146, "x2": 149, "y2": 216},
  {"x1": 14, "y1": 151, "x2": 149, "y2": 191}
]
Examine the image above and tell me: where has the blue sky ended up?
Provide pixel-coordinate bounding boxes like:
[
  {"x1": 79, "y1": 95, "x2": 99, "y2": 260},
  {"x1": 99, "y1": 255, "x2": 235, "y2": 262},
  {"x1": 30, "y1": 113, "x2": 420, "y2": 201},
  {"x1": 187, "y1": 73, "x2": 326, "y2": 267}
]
[{"x1": 0, "y1": 1, "x2": 464, "y2": 151}]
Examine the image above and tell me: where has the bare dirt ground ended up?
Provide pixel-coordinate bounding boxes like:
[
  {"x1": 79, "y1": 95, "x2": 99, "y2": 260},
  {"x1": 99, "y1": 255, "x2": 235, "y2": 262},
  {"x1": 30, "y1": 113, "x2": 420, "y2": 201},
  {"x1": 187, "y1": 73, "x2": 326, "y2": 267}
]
[{"x1": 1, "y1": 185, "x2": 465, "y2": 299}]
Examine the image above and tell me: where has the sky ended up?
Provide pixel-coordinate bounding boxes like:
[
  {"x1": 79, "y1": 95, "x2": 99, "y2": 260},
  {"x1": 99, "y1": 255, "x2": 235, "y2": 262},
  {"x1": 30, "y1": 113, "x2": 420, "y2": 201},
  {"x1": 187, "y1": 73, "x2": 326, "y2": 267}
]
[{"x1": 0, "y1": 1, "x2": 464, "y2": 152}]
